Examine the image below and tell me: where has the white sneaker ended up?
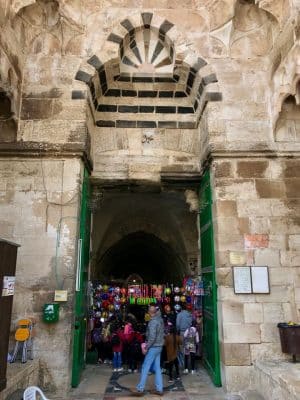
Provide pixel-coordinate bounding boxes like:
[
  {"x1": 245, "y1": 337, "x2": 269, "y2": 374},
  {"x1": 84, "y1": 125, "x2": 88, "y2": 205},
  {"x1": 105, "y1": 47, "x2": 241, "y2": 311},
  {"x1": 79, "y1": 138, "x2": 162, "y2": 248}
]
[
  {"x1": 117, "y1": 367, "x2": 123, "y2": 372},
  {"x1": 183, "y1": 369, "x2": 189, "y2": 374},
  {"x1": 134, "y1": 369, "x2": 138, "y2": 373},
  {"x1": 128, "y1": 369, "x2": 132, "y2": 373},
  {"x1": 113, "y1": 368, "x2": 117, "y2": 372},
  {"x1": 191, "y1": 370, "x2": 195, "y2": 374}
]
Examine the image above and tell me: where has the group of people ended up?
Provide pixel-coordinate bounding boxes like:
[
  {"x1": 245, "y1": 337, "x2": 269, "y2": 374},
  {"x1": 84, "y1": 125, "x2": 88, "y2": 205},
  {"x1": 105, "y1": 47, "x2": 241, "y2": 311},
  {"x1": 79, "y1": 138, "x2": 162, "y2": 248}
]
[{"x1": 91, "y1": 303, "x2": 202, "y2": 396}]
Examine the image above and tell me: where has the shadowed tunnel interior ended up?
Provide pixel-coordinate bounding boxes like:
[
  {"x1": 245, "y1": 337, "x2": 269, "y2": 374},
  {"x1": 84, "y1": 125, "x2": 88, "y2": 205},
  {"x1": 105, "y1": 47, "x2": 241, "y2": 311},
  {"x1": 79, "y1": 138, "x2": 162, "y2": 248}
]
[
  {"x1": 98, "y1": 231, "x2": 185, "y2": 284},
  {"x1": 91, "y1": 191, "x2": 198, "y2": 285}
]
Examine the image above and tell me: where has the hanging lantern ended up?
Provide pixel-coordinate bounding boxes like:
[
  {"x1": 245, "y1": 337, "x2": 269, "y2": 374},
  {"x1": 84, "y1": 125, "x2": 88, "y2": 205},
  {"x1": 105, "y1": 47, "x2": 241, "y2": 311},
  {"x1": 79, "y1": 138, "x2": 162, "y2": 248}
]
[
  {"x1": 129, "y1": 288, "x2": 135, "y2": 294},
  {"x1": 174, "y1": 287, "x2": 180, "y2": 293},
  {"x1": 108, "y1": 304, "x2": 115, "y2": 312},
  {"x1": 109, "y1": 287, "x2": 114, "y2": 293},
  {"x1": 102, "y1": 300, "x2": 110, "y2": 309},
  {"x1": 102, "y1": 293, "x2": 108, "y2": 300},
  {"x1": 181, "y1": 288, "x2": 186, "y2": 294},
  {"x1": 115, "y1": 304, "x2": 120, "y2": 311},
  {"x1": 165, "y1": 287, "x2": 171, "y2": 295},
  {"x1": 115, "y1": 287, "x2": 120, "y2": 294},
  {"x1": 120, "y1": 288, "x2": 127, "y2": 295},
  {"x1": 120, "y1": 297, "x2": 127, "y2": 304},
  {"x1": 186, "y1": 303, "x2": 193, "y2": 310},
  {"x1": 174, "y1": 295, "x2": 180, "y2": 302},
  {"x1": 164, "y1": 296, "x2": 171, "y2": 303},
  {"x1": 186, "y1": 295, "x2": 192, "y2": 303},
  {"x1": 101, "y1": 311, "x2": 108, "y2": 318},
  {"x1": 174, "y1": 304, "x2": 181, "y2": 312},
  {"x1": 180, "y1": 295, "x2": 186, "y2": 302},
  {"x1": 103, "y1": 285, "x2": 109, "y2": 292}
]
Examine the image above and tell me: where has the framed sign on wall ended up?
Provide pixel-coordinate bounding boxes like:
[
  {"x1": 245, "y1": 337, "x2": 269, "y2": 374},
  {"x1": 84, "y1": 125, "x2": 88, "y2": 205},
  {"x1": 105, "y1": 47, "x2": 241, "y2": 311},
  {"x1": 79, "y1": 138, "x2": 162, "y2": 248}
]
[{"x1": 232, "y1": 266, "x2": 270, "y2": 294}]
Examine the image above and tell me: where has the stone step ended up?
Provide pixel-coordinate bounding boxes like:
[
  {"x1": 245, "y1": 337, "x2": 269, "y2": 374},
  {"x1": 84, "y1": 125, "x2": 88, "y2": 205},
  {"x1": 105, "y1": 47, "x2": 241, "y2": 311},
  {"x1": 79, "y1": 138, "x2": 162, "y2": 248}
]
[{"x1": 241, "y1": 390, "x2": 265, "y2": 400}]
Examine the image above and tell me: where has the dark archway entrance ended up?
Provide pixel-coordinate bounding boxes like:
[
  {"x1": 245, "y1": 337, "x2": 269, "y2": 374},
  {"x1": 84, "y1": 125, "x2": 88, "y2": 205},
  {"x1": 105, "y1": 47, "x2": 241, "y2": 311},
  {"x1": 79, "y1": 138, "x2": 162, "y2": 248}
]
[
  {"x1": 90, "y1": 190, "x2": 199, "y2": 285},
  {"x1": 98, "y1": 231, "x2": 184, "y2": 284}
]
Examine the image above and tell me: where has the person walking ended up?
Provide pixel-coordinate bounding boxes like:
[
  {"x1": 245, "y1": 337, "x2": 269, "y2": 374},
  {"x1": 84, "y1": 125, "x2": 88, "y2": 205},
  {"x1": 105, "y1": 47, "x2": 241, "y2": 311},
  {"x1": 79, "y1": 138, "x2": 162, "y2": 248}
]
[
  {"x1": 183, "y1": 321, "x2": 199, "y2": 374},
  {"x1": 164, "y1": 325, "x2": 182, "y2": 383},
  {"x1": 130, "y1": 305, "x2": 164, "y2": 397},
  {"x1": 176, "y1": 304, "x2": 192, "y2": 367}
]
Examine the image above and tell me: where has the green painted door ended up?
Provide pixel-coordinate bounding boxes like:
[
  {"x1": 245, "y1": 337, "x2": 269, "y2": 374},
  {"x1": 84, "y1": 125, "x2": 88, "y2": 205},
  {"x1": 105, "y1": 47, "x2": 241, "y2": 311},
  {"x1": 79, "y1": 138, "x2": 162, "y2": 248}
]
[
  {"x1": 71, "y1": 168, "x2": 91, "y2": 387},
  {"x1": 199, "y1": 168, "x2": 221, "y2": 386}
]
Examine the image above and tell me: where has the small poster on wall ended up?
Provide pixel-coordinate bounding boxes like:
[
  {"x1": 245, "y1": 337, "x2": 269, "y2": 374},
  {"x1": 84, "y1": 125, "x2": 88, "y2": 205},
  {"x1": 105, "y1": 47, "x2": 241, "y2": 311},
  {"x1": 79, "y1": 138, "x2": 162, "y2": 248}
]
[
  {"x1": 2, "y1": 276, "x2": 16, "y2": 296},
  {"x1": 233, "y1": 267, "x2": 252, "y2": 294},
  {"x1": 251, "y1": 266, "x2": 270, "y2": 294}
]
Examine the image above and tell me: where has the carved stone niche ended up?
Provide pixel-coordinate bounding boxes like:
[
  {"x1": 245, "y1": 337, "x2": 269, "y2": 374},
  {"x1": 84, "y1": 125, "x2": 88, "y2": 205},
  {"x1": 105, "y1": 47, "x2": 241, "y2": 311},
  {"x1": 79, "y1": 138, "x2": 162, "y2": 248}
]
[
  {"x1": 0, "y1": 92, "x2": 17, "y2": 143},
  {"x1": 275, "y1": 93, "x2": 300, "y2": 143}
]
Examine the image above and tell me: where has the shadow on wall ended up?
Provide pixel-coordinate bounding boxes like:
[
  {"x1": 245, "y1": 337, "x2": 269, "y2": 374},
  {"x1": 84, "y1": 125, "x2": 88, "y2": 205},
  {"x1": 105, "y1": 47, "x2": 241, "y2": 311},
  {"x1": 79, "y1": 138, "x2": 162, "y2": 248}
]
[{"x1": 0, "y1": 92, "x2": 17, "y2": 143}]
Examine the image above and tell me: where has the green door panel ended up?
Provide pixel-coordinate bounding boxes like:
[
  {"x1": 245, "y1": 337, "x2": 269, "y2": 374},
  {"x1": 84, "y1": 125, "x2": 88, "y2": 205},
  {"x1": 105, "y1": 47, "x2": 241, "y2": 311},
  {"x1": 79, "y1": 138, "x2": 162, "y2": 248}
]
[
  {"x1": 71, "y1": 168, "x2": 91, "y2": 387},
  {"x1": 199, "y1": 168, "x2": 222, "y2": 387}
]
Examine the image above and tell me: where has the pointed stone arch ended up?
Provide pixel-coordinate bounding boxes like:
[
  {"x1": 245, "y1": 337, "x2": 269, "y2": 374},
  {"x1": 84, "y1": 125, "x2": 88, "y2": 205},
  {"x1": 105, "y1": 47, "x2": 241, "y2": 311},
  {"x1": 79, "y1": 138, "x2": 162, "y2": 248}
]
[{"x1": 273, "y1": 40, "x2": 300, "y2": 125}]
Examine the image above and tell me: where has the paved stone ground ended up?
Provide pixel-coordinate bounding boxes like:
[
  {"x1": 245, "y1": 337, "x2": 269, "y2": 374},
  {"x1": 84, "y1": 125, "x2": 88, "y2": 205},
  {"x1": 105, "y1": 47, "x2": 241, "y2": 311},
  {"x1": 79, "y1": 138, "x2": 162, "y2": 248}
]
[{"x1": 65, "y1": 364, "x2": 241, "y2": 400}]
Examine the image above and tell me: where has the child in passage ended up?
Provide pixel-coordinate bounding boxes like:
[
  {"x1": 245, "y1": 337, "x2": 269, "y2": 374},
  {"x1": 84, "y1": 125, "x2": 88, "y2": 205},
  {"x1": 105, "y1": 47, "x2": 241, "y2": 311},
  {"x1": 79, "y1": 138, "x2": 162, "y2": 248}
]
[
  {"x1": 183, "y1": 321, "x2": 199, "y2": 374},
  {"x1": 110, "y1": 322, "x2": 124, "y2": 372}
]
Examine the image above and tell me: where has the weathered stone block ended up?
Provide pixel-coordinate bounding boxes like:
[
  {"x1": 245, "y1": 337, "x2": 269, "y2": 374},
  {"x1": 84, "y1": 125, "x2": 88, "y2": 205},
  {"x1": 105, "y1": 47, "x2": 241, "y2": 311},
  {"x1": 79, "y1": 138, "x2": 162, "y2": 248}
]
[
  {"x1": 285, "y1": 178, "x2": 300, "y2": 198},
  {"x1": 245, "y1": 234, "x2": 269, "y2": 249},
  {"x1": 250, "y1": 343, "x2": 283, "y2": 361},
  {"x1": 214, "y1": 161, "x2": 234, "y2": 178},
  {"x1": 215, "y1": 217, "x2": 240, "y2": 235},
  {"x1": 256, "y1": 286, "x2": 291, "y2": 303},
  {"x1": 249, "y1": 217, "x2": 270, "y2": 234},
  {"x1": 263, "y1": 303, "x2": 284, "y2": 323},
  {"x1": 216, "y1": 267, "x2": 232, "y2": 286},
  {"x1": 224, "y1": 365, "x2": 254, "y2": 392},
  {"x1": 288, "y1": 235, "x2": 300, "y2": 250},
  {"x1": 284, "y1": 160, "x2": 300, "y2": 178},
  {"x1": 215, "y1": 179, "x2": 257, "y2": 201},
  {"x1": 221, "y1": 301, "x2": 244, "y2": 323},
  {"x1": 280, "y1": 251, "x2": 300, "y2": 267},
  {"x1": 244, "y1": 303, "x2": 263, "y2": 323},
  {"x1": 237, "y1": 161, "x2": 268, "y2": 178},
  {"x1": 255, "y1": 179, "x2": 286, "y2": 198},
  {"x1": 21, "y1": 99, "x2": 53, "y2": 120},
  {"x1": 222, "y1": 343, "x2": 251, "y2": 366},
  {"x1": 215, "y1": 200, "x2": 238, "y2": 217},
  {"x1": 254, "y1": 249, "x2": 280, "y2": 267},
  {"x1": 223, "y1": 323, "x2": 261, "y2": 343},
  {"x1": 260, "y1": 323, "x2": 281, "y2": 343}
]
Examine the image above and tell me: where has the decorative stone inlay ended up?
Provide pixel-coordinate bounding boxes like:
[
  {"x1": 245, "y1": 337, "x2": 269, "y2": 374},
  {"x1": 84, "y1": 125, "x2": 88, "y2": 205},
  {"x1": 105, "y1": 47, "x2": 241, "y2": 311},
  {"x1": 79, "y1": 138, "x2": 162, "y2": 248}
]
[{"x1": 75, "y1": 13, "x2": 222, "y2": 129}]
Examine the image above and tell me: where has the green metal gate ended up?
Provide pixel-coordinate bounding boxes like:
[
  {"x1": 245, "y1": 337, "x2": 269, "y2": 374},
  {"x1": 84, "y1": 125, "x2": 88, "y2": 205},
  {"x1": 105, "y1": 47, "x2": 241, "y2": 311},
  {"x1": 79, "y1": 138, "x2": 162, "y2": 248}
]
[
  {"x1": 71, "y1": 168, "x2": 91, "y2": 387},
  {"x1": 199, "y1": 168, "x2": 221, "y2": 386}
]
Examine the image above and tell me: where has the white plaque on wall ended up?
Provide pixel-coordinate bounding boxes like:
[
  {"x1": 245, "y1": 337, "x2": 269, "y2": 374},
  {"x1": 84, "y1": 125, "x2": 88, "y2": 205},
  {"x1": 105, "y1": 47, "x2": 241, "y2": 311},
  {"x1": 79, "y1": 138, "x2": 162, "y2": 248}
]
[
  {"x1": 251, "y1": 266, "x2": 270, "y2": 294},
  {"x1": 2, "y1": 276, "x2": 15, "y2": 296},
  {"x1": 233, "y1": 267, "x2": 252, "y2": 294}
]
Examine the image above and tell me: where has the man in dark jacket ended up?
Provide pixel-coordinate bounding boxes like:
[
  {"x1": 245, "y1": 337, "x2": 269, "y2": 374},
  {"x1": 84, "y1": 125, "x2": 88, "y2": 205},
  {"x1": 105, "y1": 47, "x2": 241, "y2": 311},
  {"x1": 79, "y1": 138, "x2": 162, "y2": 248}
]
[
  {"x1": 176, "y1": 304, "x2": 192, "y2": 367},
  {"x1": 131, "y1": 305, "x2": 164, "y2": 396},
  {"x1": 176, "y1": 304, "x2": 192, "y2": 335}
]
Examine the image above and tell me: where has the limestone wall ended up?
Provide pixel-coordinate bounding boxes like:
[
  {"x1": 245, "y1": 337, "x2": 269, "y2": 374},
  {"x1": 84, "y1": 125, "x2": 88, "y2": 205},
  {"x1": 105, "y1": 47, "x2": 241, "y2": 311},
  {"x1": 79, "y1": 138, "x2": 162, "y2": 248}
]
[
  {"x1": 211, "y1": 157, "x2": 300, "y2": 392},
  {"x1": 0, "y1": 158, "x2": 82, "y2": 394}
]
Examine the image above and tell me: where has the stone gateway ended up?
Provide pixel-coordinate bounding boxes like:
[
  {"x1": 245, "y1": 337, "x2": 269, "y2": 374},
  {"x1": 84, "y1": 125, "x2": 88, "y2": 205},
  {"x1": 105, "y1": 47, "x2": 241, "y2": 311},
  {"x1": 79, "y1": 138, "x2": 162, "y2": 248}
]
[{"x1": 0, "y1": 1, "x2": 299, "y2": 399}]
